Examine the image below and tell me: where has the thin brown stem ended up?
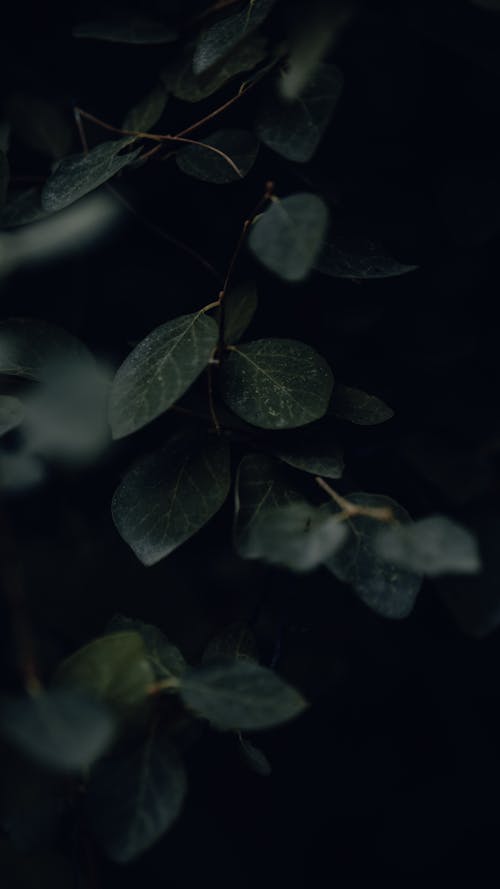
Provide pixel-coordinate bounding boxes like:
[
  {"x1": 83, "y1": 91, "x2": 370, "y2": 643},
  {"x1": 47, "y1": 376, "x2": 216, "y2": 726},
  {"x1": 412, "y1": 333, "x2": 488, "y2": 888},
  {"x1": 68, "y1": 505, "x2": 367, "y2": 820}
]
[{"x1": 315, "y1": 477, "x2": 394, "y2": 523}]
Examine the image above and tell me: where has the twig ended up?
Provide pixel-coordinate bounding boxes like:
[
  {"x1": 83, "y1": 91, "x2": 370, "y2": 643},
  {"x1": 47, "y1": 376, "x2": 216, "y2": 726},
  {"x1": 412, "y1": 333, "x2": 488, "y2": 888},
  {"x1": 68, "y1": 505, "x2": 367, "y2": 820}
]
[{"x1": 315, "y1": 477, "x2": 394, "y2": 522}]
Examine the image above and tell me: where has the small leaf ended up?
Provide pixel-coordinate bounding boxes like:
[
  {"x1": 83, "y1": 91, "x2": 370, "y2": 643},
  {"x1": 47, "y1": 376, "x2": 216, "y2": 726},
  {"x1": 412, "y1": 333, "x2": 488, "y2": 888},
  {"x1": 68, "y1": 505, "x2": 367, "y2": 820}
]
[
  {"x1": 375, "y1": 516, "x2": 481, "y2": 577},
  {"x1": 329, "y1": 384, "x2": 394, "y2": 425},
  {"x1": 222, "y1": 281, "x2": 258, "y2": 344},
  {"x1": 112, "y1": 437, "x2": 231, "y2": 566},
  {"x1": 315, "y1": 238, "x2": 419, "y2": 279},
  {"x1": 108, "y1": 311, "x2": 218, "y2": 439},
  {"x1": 73, "y1": 16, "x2": 177, "y2": 44},
  {"x1": 107, "y1": 615, "x2": 187, "y2": 679},
  {"x1": 220, "y1": 338, "x2": 333, "y2": 429},
  {"x1": 4, "y1": 92, "x2": 72, "y2": 160},
  {"x1": 256, "y1": 63, "x2": 343, "y2": 163},
  {"x1": 41, "y1": 139, "x2": 141, "y2": 213},
  {"x1": 0, "y1": 395, "x2": 24, "y2": 436},
  {"x1": 239, "y1": 736, "x2": 272, "y2": 775},
  {"x1": 164, "y1": 33, "x2": 267, "y2": 103},
  {"x1": 193, "y1": 0, "x2": 276, "y2": 74},
  {"x1": 54, "y1": 631, "x2": 155, "y2": 721},
  {"x1": 248, "y1": 193, "x2": 329, "y2": 281},
  {"x1": 0, "y1": 319, "x2": 95, "y2": 382},
  {"x1": 180, "y1": 659, "x2": 306, "y2": 730},
  {"x1": 202, "y1": 622, "x2": 258, "y2": 664},
  {"x1": 234, "y1": 453, "x2": 304, "y2": 552},
  {"x1": 276, "y1": 437, "x2": 344, "y2": 478},
  {"x1": 324, "y1": 493, "x2": 423, "y2": 619},
  {"x1": 0, "y1": 689, "x2": 114, "y2": 772},
  {"x1": 122, "y1": 84, "x2": 167, "y2": 133},
  {"x1": 86, "y1": 729, "x2": 187, "y2": 863},
  {"x1": 176, "y1": 129, "x2": 259, "y2": 184}
]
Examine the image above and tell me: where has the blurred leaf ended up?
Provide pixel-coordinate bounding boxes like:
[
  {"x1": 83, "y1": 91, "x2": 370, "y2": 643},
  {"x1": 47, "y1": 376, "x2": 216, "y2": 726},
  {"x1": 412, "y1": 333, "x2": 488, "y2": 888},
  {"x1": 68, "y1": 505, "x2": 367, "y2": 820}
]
[
  {"x1": 112, "y1": 437, "x2": 231, "y2": 566},
  {"x1": 108, "y1": 615, "x2": 187, "y2": 679},
  {"x1": 256, "y1": 63, "x2": 343, "y2": 162},
  {"x1": 0, "y1": 689, "x2": 114, "y2": 772},
  {"x1": 122, "y1": 83, "x2": 168, "y2": 132},
  {"x1": 109, "y1": 311, "x2": 218, "y2": 439},
  {"x1": 176, "y1": 129, "x2": 259, "y2": 183},
  {"x1": 376, "y1": 516, "x2": 481, "y2": 577},
  {"x1": 0, "y1": 395, "x2": 24, "y2": 436},
  {"x1": 202, "y1": 621, "x2": 258, "y2": 664},
  {"x1": 163, "y1": 33, "x2": 267, "y2": 102},
  {"x1": 0, "y1": 151, "x2": 8, "y2": 207},
  {"x1": 0, "y1": 452, "x2": 44, "y2": 492},
  {"x1": 180, "y1": 659, "x2": 306, "y2": 730},
  {"x1": 193, "y1": 0, "x2": 276, "y2": 73},
  {"x1": 86, "y1": 729, "x2": 187, "y2": 863},
  {"x1": 220, "y1": 337, "x2": 333, "y2": 428},
  {"x1": 222, "y1": 281, "x2": 258, "y2": 344},
  {"x1": 0, "y1": 188, "x2": 48, "y2": 228},
  {"x1": 41, "y1": 139, "x2": 141, "y2": 212},
  {"x1": 239, "y1": 735, "x2": 272, "y2": 775},
  {"x1": 329, "y1": 384, "x2": 394, "y2": 425},
  {"x1": 248, "y1": 193, "x2": 329, "y2": 281},
  {"x1": 315, "y1": 237, "x2": 418, "y2": 278},
  {"x1": 324, "y1": 493, "x2": 423, "y2": 619},
  {"x1": 0, "y1": 319, "x2": 95, "y2": 382},
  {"x1": 4, "y1": 93, "x2": 72, "y2": 160},
  {"x1": 234, "y1": 453, "x2": 304, "y2": 552},
  {"x1": 73, "y1": 16, "x2": 177, "y2": 43}
]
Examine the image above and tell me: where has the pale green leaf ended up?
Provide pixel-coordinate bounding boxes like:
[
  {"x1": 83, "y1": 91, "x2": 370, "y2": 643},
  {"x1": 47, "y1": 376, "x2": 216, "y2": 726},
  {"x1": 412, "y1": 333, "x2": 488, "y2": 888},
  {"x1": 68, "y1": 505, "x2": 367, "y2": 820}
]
[
  {"x1": 193, "y1": 0, "x2": 276, "y2": 73},
  {"x1": 73, "y1": 17, "x2": 177, "y2": 44},
  {"x1": 122, "y1": 83, "x2": 167, "y2": 133},
  {"x1": 107, "y1": 615, "x2": 187, "y2": 679},
  {"x1": 315, "y1": 238, "x2": 419, "y2": 279},
  {"x1": 0, "y1": 395, "x2": 24, "y2": 436},
  {"x1": 176, "y1": 129, "x2": 259, "y2": 183},
  {"x1": 248, "y1": 193, "x2": 329, "y2": 281},
  {"x1": 329, "y1": 384, "x2": 394, "y2": 425},
  {"x1": 375, "y1": 515, "x2": 481, "y2": 577}
]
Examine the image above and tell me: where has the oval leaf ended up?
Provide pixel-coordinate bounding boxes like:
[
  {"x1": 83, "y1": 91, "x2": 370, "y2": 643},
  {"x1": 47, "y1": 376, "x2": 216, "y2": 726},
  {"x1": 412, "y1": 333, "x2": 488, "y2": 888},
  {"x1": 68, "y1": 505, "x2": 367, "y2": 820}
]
[
  {"x1": 329, "y1": 384, "x2": 394, "y2": 425},
  {"x1": 107, "y1": 615, "x2": 187, "y2": 679},
  {"x1": 375, "y1": 515, "x2": 481, "y2": 577},
  {"x1": 276, "y1": 438, "x2": 344, "y2": 478},
  {"x1": 234, "y1": 453, "x2": 304, "y2": 551},
  {"x1": 122, "y1": 84, "x2": 167, "y2": 133},
  {"x1": 176, "y1": 129, "x2": 259, "y2": 184},
  {"x1": 193, "y1": 0, "x2": 276, "y2": 74},
  {"x1": 164, "y1": 34, "x2": 267, "y2": 103},
  {"x1": 109, "y1": 311, "x2": 218, "y2": 439},
  {"x1": 220, "y1": 338, "x2": 333, "y2": 429},
  {"x1": 248, "y1": 193, "x2": 329, "y2": 281},
  {"x1": 222, "y1": 281, "x2": 258, "y2": 344}
]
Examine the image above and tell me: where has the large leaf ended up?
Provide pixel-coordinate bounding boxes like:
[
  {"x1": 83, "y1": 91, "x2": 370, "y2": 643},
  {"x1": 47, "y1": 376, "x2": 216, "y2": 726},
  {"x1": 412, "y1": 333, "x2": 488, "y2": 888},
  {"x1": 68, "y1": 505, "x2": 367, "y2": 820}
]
[
  {"x1": 122, "y1": 84, "x2": 167, "y2": 133},
  {"x1": 0, "y1": 319, "x2": 95, "y2": 382},
  {"x1": 73, "y1": 16, "x2": 177, "y2": 44},
  {"x1": 315, "y1": 237, "x2": 418, "y2": 279},
  {"x1": 179, "y1": 660, "x2": 306, "y2": 730},
  {"x1": 176, "y1": 129, "x2": 259, "y2": 184},
  {"x1": 222, "y1": 281, "x2": 258, "y2": 344},
  {"x1": 375, "y1": 516, "x2": 481, "y2": 577},
  {"x1": 220, "y1": 338, "x2": 333, "y2": 429},
  {"x1": 193, "y1": 0, "x2": 276, "y2": 74},
  {"x1": 329, "y1": 384, "x2": 394, "y2": 425},
  {"x1": 107, "y1": 615, "x2": 187, "y2": 679},
  {"x1": 248, "y1": 193, "x2": 329, "y2": 281},
  {"x1": 234, "y1": 453, "x2": 304, "y2": 552},
  {"x1": 324, "y1": 493, "x2": 423, "y2": 619},
  {"x1": 41, "y1": 139, "x2": 141, "y2": 212},
  {"x1": 112, "y1": 437, "x2": 231, "y2": 566},
  {"x1": 256, "y1": 63, "x2": 343, "y2": 162},
  {"x1": 0, "y1": 689, "x2": 114, "y2": 772},
  {"x1": 163, "y1": 34, "x2": 267, "y2": 103},
  {"x1": 86, "y1": 730, "x2": 187, "y2": 863},
  {"x1": 108, "y1": 311, "x2": 218, "y2": 439},
  {"x1": 0, "y1": 395, "x2": 24, "y2": 436}
]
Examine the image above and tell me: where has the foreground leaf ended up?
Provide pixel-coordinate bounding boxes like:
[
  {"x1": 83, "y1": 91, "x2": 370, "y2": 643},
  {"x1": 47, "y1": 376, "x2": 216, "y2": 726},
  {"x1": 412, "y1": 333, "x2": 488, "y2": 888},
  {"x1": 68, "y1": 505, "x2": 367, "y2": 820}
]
[
  {"x1": 329, "y1": 384, "x2": 394, "y2": 425},
  {"x1": 222, "y1": 281, "x2": 258, "y2": 343},
  {"x1": 176, "y1": 129, "x2": 259, "y2": 184},
  {"x1": 193, "y1": 0, "x2": 276, "y2": 74},
  {"x1": 122, "y1": 84, "x2": 167, "y2": 133},
  {"x1": 0, "y1": 689, "x2": 114, "y2": 772},
  {"x1": 220, "y1": 338, "x2": 333, "y2": 428},
  {"x1": 109, "y1": 311, "x2": 218, "y2": 439},
  {"x1": 324, "y1": 493, "x2": 423, "y2": 619},
  {"x1": 180, "y1": 660, "x2": 306, "y2": 730},
  {"x1": 112, "y1": 437, "x2": 231, "y2": 566},
  {"x1": 0, "y1": 395, "x2": 24, "y2": 436},
  {"x1": 164, "y1": 34, "x2": 267, "y2": 103},
  {"x1": 41, "y1": 139, "x2": 141, "y2": 212},
  {"x1": 375, "y1": 516, "x2": 481, "y2": 577},
  {"x1": 315, "y1": 238, "x2": 418, "y2": 279},
  {"x1": 0, "y1": 319, "x2": 95, "y2": 381},
  {"x1": 73, "y1": 17, "x2": 177, "y2": 44},
  {"x1": 256, "y1": 63, "x2": 343, "y2": 162},
  {"x1": 234, "y1": 453, "x2": 304, "y2": 552},
  {"x1": 248, "y1": 193, "x2": 329, "y2": 281},
  {"x1": 86, "y1": 730, "x2": 187, "y2": 862},
  {"x1": 108, "y1": 615, "x2": 187, "y2": 679}
]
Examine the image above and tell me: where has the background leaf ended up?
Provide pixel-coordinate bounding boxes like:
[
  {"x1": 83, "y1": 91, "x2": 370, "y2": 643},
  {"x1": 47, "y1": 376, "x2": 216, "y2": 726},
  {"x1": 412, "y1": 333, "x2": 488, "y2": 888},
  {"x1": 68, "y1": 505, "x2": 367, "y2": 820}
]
[
  {"x1": 176, "y1": 129, "x2": 259, "y2": 184},
  {"x1": 315, "y1": 238, "x2": 419, "y2": 279},
  {"x1": 222, "y1": 281, "x2": 258, "y2": 344},
  {"x1": 0, "y1": 395, "x2": 24, "y2": 436},
  {"x1": 163, "y1": 34, "x2": 267, "y2": 103},
  {"x1": 275, "y1": 436, "x2": 344, "y2": 478},
  {"x1": 329, "y1": 384, "x2": 394, "y2": 425},
  {"x1": 73, "y1": 17, "x2": 177, "y2": 44},
  {"x1": 375, "y1": 516, "x2": 481, "y2": 577},
  {"x1": 248, "y1": 193, "x2": 329, "y2": 281},
  {"x1": 122, "y1": 84, "x2": 167, "y2": 133},
  {"x1": 107, "y1": 615, "x2": 187, "y2": 679},
  {"x1": 193, "y1": 0, "x2": 276, "y2": 74},
  {"x1": 0, "y1": 319, "x2": 95, "y2": 382},
  {"x1": 202, "y1": 621, "x2": 259, "y2": 664},
  {"x1": 239, "y1": 736, "x2": 272, "y2": 775},
  {"x1": 234, "y1": 453, "x2": 304, "y2": 553}
]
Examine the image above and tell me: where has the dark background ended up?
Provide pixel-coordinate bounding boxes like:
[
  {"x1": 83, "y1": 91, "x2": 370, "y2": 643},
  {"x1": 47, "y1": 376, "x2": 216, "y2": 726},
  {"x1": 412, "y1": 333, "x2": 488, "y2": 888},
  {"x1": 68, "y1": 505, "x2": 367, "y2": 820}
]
[{"x1": 1, "y1": 0, "x2": 500, "y2": 885}]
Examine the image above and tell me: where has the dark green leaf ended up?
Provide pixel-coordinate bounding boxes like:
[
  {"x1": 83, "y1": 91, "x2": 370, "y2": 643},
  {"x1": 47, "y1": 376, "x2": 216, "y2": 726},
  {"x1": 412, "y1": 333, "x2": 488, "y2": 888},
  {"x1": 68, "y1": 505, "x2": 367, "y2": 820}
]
[
  {"x1": 107, "y1": 615, "x2": 187, "y2": 679},
  {"x1": 0, "y1": 188, "x2": 47, "y2": 228},
  {"x1": 86, "y1": 730, "x2": 187, "y2": 863},
  {"x1": 0, "y1": 689, "x2": 114, "y2": 772},
  {"x1": 276, "y1": 437, "x2": 344, "y2": 478},
  {"x1": 108, "y1": 311, "x2": 218, "y2": 439},
  {"x1": 163, "y1": 33, "x2": 267, "y2": 103},
  {"x1": 239, "y1": 736, "x2": 272, "y2": 775},
  {"x1": 0, "y1": 395, "x2": 24, "y2": 436},
  {"x1": 41, "y1": 139, "x2": 141, "y2": 213},
  {"x1": 329, "y1": 384, "x2": 394, "y2": 425},
  {"x1": 73, "y1": 17, "x2": 177, "y2": 44},
  {"x1": 193, "y1": 0, "x2": 276, "y2": 74},
  {"x1": 256, "y1": 63, "x2": 343, "y2": 162},
  {"x1": 176, "y1": 129, "x2": 259, "y2": 183},
  {"x1": 375, "y1": 516, "x2": 481, "y2": 576},
  {"x1": 202, "y1": 622, "x2": 258, "y2": 664},
  {"x1": 220, "y1": 337, "x2": 333, "y2": 429},
  {"x1": 112, "y1": 437, "x2": 231, "y2": 566},
  {"x1": 315, "y1": 237, "x2": 418, "y2": 278},
  {"x1": 4, "y1": 92, "x2": 72, "y2": 160},
  {"x1": 222, "y1": 281, "x2": 258, "y2": 343},
  {"x1": 248, "y1": 193, "x2": 329, "y2": 281},
  {"x1": 122, "y1": 84, "x2": 167, "y2": 133},
  {"x1": 324, "y1": 493, "x2": 422, "y2": 618},
  {"x1": 0, "y1": 318, "x2": 95, "y2": 381},
  {"x1": 180, "y1": 659, "x2": 306, "y2": 730},
  {"x1": 234, "y1": 453, "x2": 304, "y2": 552}
]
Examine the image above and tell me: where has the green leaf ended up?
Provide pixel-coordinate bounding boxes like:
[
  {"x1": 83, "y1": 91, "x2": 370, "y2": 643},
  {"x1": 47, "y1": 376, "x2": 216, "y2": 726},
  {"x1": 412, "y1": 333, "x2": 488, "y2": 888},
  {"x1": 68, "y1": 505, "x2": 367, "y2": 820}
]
[
  {"x1": 275, "y1": 436, "x2": 344, "y2": 478},
  {"x1": 0, "y1": 319, "x2": 95, "y2": 381},
  {"x1": 163, "y1": 33, "x2": 267, "y2": 103},
  {"x1": 324, "y1": 493, "x2": 423, "y2": 619},
  {"x1": 315, "y1": 238, "x2": 419, "y2": 279},
  {"x1": 107, "y1": 615, "x2": 187, "y2": 679},
  {"x1": 0, "y1": 689, "x2": 115, "y2": 772},
  {"x1": 0, "y1": 395, "x2": 24, "y2": 436},
  {"x1": 4, "y1": 92, "x2": 72, "y2": 160},
  {"x1": 234, "y1": 453, "x2": 304, "y2": 552},
  {"x1": 176, "y1": 129, "x2": 259, "y2": 184},
  {"x1": 329, "y1": 384, "x2": 394, "y2": 425},
  {"x1": 0, "y1": 188, "x2": 48, "y2": 228},
  {"x1": 256, "y1": 63, "x2": 343, "y2": 163},
  {"x1": 220, "y1": 337, "x2": 333, "y2": 429},
  {"x1": 86, "y1": 729, "x2": 187, "y2": 863},
  {"x1": 202, "y1": 621, "x2": 258, "y2": 664},
  {"x1": 73, "y1": 16, "x2": 177, "y2": 44},
  {"x1": 54, "y1": 632, "x2": 155, "y2": 721},
  {"x1": 179, "y1": 659, "x2": 306, "y2": 730},
  {"x1": 193, "y1": 0, "x2": 276, "y2": 74},
  {"x1": 239, "y1": 736, "x2": 272, "y2": 775},
  {"x1": 41, "y1": 139, "x2": 141, "y2": 213},
  {"x1": 112, "y1": 437, "x2": 231, "y2": 566},
  {"x1": 122, "y1": 84, "x2": 167, "y2": 133},
  {"x1": 240, "y1": 502, "x2": 347, "y2": 572},
  {"x1": 375, "y1": 516, "x2": 481, "y2": 577},
  {"x1": 222, "y1": 281, "x2": 258, "y2": 344},
  {"x1": 248, "y1": 193, "x2": 329, "y2": 281},
  {"x1": 108, "y1": 311, "x2": 218, "y2": 439},
  {"x1": 0, "y1": 151, "x2": 8, "y2": 207}
]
